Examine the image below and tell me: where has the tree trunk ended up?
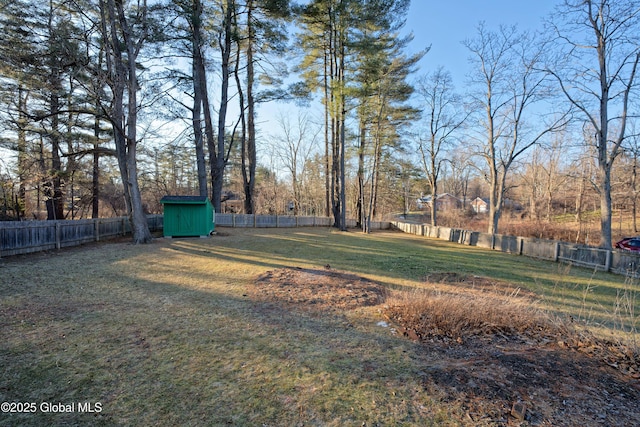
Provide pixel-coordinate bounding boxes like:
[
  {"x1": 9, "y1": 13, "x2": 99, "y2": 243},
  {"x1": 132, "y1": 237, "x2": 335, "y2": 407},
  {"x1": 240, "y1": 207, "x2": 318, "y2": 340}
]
[
  {"x1": 598, "y1": 163, "x2": 613, "y2": 248},
  {"x1": 488, "y1": 193, "x2": 498, "y2": 235},
  {"x1": 329, "y1": 19, "x2": 340, "y2": 229},
  {"x1": 488, "y1": 167, "x2": 503, "y2": 235},
  {"x1": 368, "y1": 133, "x2": 381, "y2": 230},
  {"x1": 429, "y1": 145, "x2": 438, "y2": 226},
  {"x1": 236, "y1": 54, "x2": 249, "y2": 213},
  {"x1": 17, "y1": 86, "x2": 28, "y2": 219},
  {"x1": 92, "y1": 133, "x2": 100, "y2": 218},
  {"x1": 244, "y1": 0, "x2": 256, "y2": 214},
  {"x1": 210, "y1": 0, "x2": 233, "y2": 213},
  {"x1": 48, "y1": 76, "x2": 64, "y2": 220},
  {"x1": 46, "y1": 0, "x2": 65, "y2": 220},
  {"x1": 357, "y1": 116, "x2": 366, "y2": 229},
  {"x1": 323, "y1": 48, "x2": 331, "y2": 218},
  {"x1": 101, "y1": 0, "x2": 151, "y2": 243},
  {"x1": 338, "y1": 34, "x2": 347, "y2": 232},
  {"x1": 633, "y1": 156, "x2": 638, "y2": 233},
  {"x1": 430, "y1": 184, "x2": 437, "y2": 227},
  {"x1": 123, "y1": 2, "x2": 151, "y2": 243},
  {"x1": 191, "y1": 0, "x2": 208, "y2": 198}
]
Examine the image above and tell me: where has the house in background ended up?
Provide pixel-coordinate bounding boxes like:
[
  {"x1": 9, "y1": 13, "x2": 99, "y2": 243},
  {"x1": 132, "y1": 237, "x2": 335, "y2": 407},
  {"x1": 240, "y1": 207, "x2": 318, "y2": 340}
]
[
  {"x1": 416, "y1": 193, "x2": 462, "y2": 211},
  {"x1": 470, "y1": 197, "x2": 524, "y2": 214},
  {"x1": 471, "y1": 197, "x2": 489, "y2": 214},
  {"x1": 221, "y1": 190, "x2": 243, "y2": 213},
  {"x1": 416, "y1": 196, "x2": 431, "y2": 210}
]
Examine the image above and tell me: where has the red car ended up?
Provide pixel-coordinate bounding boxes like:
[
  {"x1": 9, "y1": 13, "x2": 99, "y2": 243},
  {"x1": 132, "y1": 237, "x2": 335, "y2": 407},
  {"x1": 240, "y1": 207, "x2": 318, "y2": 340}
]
[{"x1": 615, "y1": 237, "x2": 640, "y2": 252}]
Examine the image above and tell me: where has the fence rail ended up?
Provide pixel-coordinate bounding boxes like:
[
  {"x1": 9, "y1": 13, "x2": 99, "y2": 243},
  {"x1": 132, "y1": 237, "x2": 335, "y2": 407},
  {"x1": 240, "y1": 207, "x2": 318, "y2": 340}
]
[{"x1": 392, "y1": 221, "x2": 640, "y2": 278}]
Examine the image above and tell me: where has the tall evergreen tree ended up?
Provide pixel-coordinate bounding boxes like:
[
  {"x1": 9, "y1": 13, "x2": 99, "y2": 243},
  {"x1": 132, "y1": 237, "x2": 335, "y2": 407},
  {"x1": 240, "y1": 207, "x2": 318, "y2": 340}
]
[
  {"x1": 238, "y1": 0, "x2": 290, "y2": 214},
  {"x1": 0, "y1": 0, "x2": 92, "y2": 220},
  {"x1": 353, "y1": 23, "x2": 423, "y2": 230},
  {"x1": 296, "y1": 0, "x2": 416, "y2": 230},
  {"x1": 174, "y1": 0, "x2": 210, "y2": 198},
  {"x1": 0, "y1": 0, "x2": 41, "y2": 218},
  {"x1": 297, "y1": 0, "x2": 354, "y2": 230}
]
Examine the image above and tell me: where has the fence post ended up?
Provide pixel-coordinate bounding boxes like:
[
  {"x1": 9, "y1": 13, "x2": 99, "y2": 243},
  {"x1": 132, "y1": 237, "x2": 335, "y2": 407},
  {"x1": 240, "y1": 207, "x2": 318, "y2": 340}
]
[
  {"x1": 95, "y1": 220, "x2": 100, "y2": 242},
  {"x1": 605, "y1": 250, "x2": 612, "y2": 272},
  {"x1": 554, "y1": 242, "x2": 560, "y2": 262},
  {"x1": 518, "y1": 237, "x2": 524, "y2": 255},
  {"x1": 55, "y1": 222, "x2": 61, "y2": 250}
]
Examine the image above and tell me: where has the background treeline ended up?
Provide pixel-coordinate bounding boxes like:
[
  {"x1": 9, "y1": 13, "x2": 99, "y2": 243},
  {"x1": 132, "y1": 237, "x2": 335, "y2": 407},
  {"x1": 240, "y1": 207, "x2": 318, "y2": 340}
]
[{"x1": 0, "y1": 0, "x2": 639, "y2": 248}]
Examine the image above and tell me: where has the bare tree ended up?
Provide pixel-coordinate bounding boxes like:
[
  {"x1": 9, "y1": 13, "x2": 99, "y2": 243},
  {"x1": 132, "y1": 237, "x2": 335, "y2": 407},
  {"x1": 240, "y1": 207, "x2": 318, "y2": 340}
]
[
  {"x1": 546, "y1": 0, "x2": 640, "y2": 248},
  {"x1": 464, "y1": 23, "x2": 569, "y2": 235},
  {"x1": 98, "y1": 0, "x2": 152, "y2": 243},
  {"x1": 571, "y1": 148, "x2": 598, "y2": 244},
  {"x1": 520, "y1": 146, "x2": 546, "y2": 221},
  {"x1": 446, "y1": 150, "x2": 475, "y2": 209},
  {"x1": 542, "y1": 135, "x2": 570, "y2": 221},
  {"x1": 272, "y1": 111, "x2": 320, "y2": 215},
  {"x1": 621, "y1": 123, "x2": 640, "y2": 232},
  {"x1": 518, "y1": 133, "x2": 569, "y2": 222},
  {"x1": 416, "y1": 67, "x2": 466, "y2": 226}
]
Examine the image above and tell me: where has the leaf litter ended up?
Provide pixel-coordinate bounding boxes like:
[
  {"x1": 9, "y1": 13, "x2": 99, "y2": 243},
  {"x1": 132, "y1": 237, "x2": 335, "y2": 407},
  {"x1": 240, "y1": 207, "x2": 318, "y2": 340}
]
[{"x1": 252, "y1": 267, "x2": 640, "y2": 426}]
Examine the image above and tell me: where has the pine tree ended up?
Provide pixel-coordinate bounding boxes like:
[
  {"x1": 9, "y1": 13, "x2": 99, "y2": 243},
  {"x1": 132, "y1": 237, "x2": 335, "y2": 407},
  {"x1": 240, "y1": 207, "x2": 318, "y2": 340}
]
[
  {"x1": 297, "y1": 0, "x2": 419, "y2": 229},
  {"x1": 0, "y1": 0, "x2": 94, "y2": 220},
  {"x1": 239, "y1": 0, "x2": 291, "y2": 214}
]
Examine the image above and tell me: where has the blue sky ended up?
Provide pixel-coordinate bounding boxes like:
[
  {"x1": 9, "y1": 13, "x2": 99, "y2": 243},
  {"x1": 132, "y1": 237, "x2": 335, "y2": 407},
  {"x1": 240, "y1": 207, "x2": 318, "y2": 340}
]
[
  {"x1": 403, "y1": 0, "x2": 559, "y2": 86},
  {"x1": 258, "y1": 2, "x2": 564, "y2": 165}
]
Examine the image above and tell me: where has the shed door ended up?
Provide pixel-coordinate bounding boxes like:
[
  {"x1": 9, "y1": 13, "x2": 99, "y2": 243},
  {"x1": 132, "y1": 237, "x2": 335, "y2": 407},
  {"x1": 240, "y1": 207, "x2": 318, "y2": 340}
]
[{"x1": 175, "y1": 205, "x2": 197, "y2": 235}]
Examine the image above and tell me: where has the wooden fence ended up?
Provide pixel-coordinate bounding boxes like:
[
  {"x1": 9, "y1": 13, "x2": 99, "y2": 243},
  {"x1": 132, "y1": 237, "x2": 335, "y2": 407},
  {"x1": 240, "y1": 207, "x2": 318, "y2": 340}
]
[
  {"x1": 214, "y1": 213, "x2": 390, "y2": 230},
  {"x1": 215, "y1": 214, "x2": 333, "y2": 228},
  {"x1": 392, "y1": 221, "x2": 640, "y2": 277},
  {"x1": 6, "y1": 215, "x2": 632, "y2": 276},
  {"x1": 0, "y1": 215, "x2": 163, "y2": 257},
  {"x1": 0, "y1": 214, "x2": 391, "y2": 257}
]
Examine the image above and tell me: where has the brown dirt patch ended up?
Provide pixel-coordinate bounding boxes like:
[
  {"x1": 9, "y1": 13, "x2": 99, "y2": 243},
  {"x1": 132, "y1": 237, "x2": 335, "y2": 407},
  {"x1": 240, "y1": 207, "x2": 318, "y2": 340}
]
[
  {"x1": 251, "y1": 266, "x2": 386, "y2": 311},
  {"x1": 251, "y1": 268, "x2": 640, "y2": 426}
]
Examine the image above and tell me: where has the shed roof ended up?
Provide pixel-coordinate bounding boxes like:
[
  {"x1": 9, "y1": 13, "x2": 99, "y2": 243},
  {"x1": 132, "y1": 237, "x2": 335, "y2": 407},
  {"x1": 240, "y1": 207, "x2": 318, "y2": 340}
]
[{"x1": 160, "y1": 195, "x2": 210, "y2": 204}]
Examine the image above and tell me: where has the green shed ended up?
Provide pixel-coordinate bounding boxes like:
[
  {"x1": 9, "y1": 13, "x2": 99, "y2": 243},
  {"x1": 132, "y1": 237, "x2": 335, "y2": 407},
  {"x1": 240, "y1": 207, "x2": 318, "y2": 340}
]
[{"x1": 160, "y1": 196, "x2": 215, "y2": 238}]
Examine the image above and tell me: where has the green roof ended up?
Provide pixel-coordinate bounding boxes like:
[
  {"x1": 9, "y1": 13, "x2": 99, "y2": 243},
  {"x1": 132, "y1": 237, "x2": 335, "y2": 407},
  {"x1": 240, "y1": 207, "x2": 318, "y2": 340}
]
[{"x1": 160, "y1": 196, "x2": 210, "y2": 204}]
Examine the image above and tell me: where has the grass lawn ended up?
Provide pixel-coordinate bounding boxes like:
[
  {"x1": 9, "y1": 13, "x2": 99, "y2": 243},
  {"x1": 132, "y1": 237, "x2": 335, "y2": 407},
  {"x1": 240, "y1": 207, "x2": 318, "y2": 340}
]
[{"x1": 0, "y1": 227, "x2": 636, "y2": 426}]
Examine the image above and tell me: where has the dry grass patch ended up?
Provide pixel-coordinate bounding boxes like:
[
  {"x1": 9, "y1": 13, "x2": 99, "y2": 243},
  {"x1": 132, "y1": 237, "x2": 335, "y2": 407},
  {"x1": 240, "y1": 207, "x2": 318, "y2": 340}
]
[
  {"x1": 384, "y1": 272, "x2": 558, "y2": 343},
  {"x1": 384, "y1": 287, "x2": 559, "y2": 343},
  {"x1": 381, "y1": 273, "x2": 640, "y2": 425}
]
